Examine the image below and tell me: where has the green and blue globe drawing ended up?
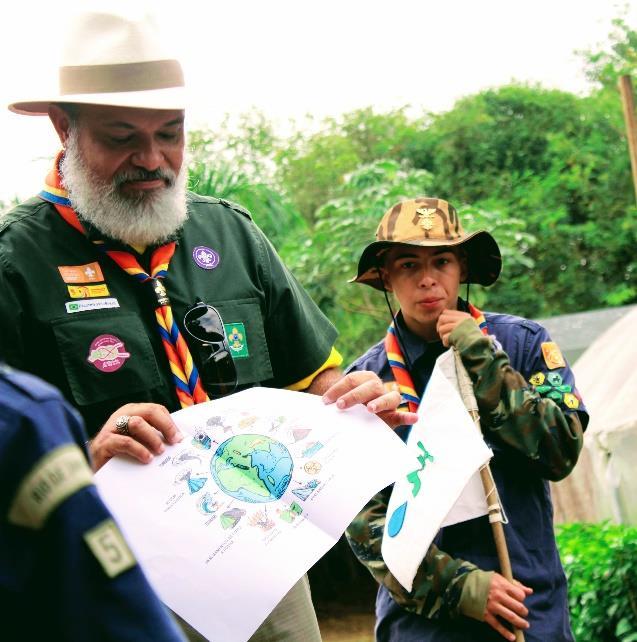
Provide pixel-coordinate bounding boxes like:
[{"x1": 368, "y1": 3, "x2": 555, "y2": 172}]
[{"x1": 211, "y1": 434, "x2": 293, "y2": 503}]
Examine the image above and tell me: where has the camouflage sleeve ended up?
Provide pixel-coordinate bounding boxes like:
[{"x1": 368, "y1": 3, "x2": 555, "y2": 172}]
[
  {"x1": 449, "y1": 319, "x2": 584, "y2": 481},
  {"x1": 345, "y1": 486, "x2": 486, "y2": 620}
]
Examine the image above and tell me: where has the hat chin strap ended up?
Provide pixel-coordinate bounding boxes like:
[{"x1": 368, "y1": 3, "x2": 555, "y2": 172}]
[{"x1": 375, "y1": 257, "x2": 415, "y2": 374}]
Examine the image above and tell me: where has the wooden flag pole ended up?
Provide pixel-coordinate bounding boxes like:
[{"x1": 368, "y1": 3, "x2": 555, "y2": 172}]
[
  {"x1": 453, "y1": 349, "x2": 525, "y2": 642},
  {"x1": 619, "y1": 75, "x2": 637, "y2": 204}
]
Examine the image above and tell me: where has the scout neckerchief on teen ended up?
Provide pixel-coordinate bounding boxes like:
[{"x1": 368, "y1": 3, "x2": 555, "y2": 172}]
[
  {"x1": 385, "y1": 303, "x2": 488, "y2": 412},
  {"x1": 40, "y1": 152, "x2": 209, "y2": 408}
]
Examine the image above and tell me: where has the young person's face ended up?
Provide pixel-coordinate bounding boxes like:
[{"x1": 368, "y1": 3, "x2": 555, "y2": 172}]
[{"x1": 382, "y1": 245, "x2": 466, "y2": 341}]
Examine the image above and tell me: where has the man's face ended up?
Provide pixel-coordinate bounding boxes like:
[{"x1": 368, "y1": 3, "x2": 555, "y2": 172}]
[
  {"x1": 382, "y1": 245, "x2": 466, "y2": 341},
  {"x1": 70, "y1": 104, "x2": 185, "y2": 198},
  {"x1": 53, "y1": 104, "x2": 189, "y2": 246}
]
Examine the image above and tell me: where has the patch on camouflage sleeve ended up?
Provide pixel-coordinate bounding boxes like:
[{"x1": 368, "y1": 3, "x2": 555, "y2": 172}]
[{"x1": 541, "y1": 342, "x2": 566, "y2": 369}]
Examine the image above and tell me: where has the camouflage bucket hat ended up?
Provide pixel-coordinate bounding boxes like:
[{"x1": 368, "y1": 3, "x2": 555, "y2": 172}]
[{"x1": 353, "y1": 197, "x2": 502, "y2": 290}]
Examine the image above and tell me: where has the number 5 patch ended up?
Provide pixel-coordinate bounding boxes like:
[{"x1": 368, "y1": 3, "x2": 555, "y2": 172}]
[{"x1": 84, "y1": 518, "x2": 137, "y2": 578}]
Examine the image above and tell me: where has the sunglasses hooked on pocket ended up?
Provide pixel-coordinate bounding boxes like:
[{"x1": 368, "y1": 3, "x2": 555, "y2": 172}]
[{"x1": 183, "y1": 300, "x2": 238, "y2": 398}]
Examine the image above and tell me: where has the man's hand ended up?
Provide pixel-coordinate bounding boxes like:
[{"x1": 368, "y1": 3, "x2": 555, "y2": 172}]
[
  {"x1": 437, "y1": 309, "x2": 473, "y2": 347},
  {"x1": 321, "y1": 370, "x2": 418, "y2": 428},
  {"x1": 89, "y1": 403, "x2": 183, "y2": 471},
  {"x1": 483, "y1": 573, "x2": 532, "y2": 641}
]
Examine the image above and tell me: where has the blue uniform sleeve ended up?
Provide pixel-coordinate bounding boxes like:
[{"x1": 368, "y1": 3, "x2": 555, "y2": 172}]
[
  {"x1": 0, "y1": 368, "x2": 185, "y2": 642},
  {"x1": 522, "y1": 325, "x2": 588, "y2": 429}
]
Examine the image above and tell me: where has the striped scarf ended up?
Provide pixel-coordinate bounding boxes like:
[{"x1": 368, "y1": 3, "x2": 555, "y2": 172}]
[
  {"x1": 385, "y1": 303, "x2": 488, "y2": 412},
  {"x1": 41, "y1": 152, "x2": 209, "y2": 408}
]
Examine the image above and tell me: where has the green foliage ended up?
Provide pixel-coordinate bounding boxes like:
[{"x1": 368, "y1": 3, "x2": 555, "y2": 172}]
[
  {"x1": 276, "y1": 107, "x2": 427, "y2": 221},
  {"x1": 187, "y1": 129, "x2": 307, "y2": 249},
  {"x1": 581, "y1": 17, "x2": 637, "y2": 89},
  {"x1": 404, "y1": 83, "x2": 636, "y2": 317},
  {"x1": 557, "y1": 522, "x2": 637, "y2": 642}
]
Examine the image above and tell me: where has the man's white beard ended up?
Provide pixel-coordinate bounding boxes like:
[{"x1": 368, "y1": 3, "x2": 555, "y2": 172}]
[{"x1": 60, "y1": 130, "x2": 188, "y2": 246}]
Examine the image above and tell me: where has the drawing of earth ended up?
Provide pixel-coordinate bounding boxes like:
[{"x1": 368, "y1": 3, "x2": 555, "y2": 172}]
[{"x1": 211, "y1": 434, "x2": 293, "y2": 503}]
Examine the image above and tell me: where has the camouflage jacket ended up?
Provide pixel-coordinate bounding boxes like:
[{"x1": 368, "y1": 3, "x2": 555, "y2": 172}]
[{"x1": 345, "y1": 310, "x2": 587, "y2": 639}]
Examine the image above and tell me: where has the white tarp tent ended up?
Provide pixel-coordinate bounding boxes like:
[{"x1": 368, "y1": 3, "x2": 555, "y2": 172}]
[{"x1": 551, "y1": 306, "x2": 637, "y2": 524}]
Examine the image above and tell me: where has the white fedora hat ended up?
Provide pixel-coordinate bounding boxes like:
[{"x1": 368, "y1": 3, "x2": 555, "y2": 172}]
[{"x1": 8, "y1": 9, "x2": 186, "y2": 115}]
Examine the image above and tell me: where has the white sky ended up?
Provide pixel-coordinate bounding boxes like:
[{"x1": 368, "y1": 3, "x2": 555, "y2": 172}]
[{"x1": 0, "y1": 0, "x2": 634, "y2": 203}]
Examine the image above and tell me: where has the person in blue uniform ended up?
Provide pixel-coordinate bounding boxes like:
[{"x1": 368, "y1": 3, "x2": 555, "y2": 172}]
[
  {"x1": 345, "y1": 198, "x2": 588, "y2": 642},
  {"x1": 0, "y1": 363, "x2": 186, "y2": 641}
]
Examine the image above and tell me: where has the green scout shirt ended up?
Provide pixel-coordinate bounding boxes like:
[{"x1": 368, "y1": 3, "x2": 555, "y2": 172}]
[{"x1": 0, "y1": 193, "x2": 337, "y2": 437}]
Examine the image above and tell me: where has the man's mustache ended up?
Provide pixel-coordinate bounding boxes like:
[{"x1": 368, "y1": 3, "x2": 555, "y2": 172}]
[{"x1": 114, "y1": 168, "x2": 176, "y2": 187}]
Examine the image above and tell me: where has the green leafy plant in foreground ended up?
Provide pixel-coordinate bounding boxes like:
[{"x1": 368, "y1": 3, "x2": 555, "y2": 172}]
[{"x1": 557, "y1": 522, "x2": 637, "y2": 642}]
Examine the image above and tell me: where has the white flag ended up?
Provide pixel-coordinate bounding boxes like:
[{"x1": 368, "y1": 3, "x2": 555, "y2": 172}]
[{"x1": 382, "y1": 349, "x2": 492, "y2": 591}]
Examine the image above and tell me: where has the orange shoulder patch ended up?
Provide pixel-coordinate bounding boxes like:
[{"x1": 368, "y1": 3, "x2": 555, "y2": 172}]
[{"x1": 541, "y1": 342, "x2": 566, "y2": 370}]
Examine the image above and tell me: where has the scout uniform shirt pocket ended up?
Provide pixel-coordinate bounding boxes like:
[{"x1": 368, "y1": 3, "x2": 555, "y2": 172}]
[
  {"x1": 212, "y1": 298, "x2": 273, "y2": 386},
  {"x1": 51, "y1": 312, "x2": 162, "y2": 406}
]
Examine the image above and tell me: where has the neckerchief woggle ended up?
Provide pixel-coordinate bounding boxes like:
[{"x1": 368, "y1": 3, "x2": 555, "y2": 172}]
[
  {"x1": 385, "y1": 303, "x2": 488, "y2": 412},
  {"x1": 40, "y1": 151, "x2": 209, "y2": 408}
]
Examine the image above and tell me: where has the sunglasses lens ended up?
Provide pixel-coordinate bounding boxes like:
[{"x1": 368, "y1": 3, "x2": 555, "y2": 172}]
[
  {"x1": 198, "y1": 345, "x2": 237, "y2": 397},
  {"x1": 183, "y1": 303, "x2": 238, "y2": 398},
  {"x1": 184, "y1": 306, "x2": 226, "y2": 343}
]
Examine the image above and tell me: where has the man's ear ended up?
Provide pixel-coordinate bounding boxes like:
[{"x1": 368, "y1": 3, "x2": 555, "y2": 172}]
[{"x1": 48, "y1": 104, "x2": 73, "y2": 146}]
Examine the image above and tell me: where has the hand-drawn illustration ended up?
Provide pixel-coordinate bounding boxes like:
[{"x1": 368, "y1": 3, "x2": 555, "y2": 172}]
[
  {"x1": 238, "y1": 415, "x2": 257, "y2": 430},
  {"x1": 278, "y1": 502, "x2": 303, "y2": 523},
  {"x1": 211, "y1": 434, "x2": 293, "y2": 503},
  {"x1": 173, "y1": 449, "x2": 203, "y2": 466},
  {"x1": 291, "y1": 427, "x2": 311, "y2": 442},
  {"x1": 175, "y1": 469, "x2": 208, "y2": 495},
  {"x1": 198, "y1": 492, "x2": 219, "y2": 515},
  {"x1": 207, "y1": 415, "x2": 233, "y2": 434},
  {"x1": 291, "y1": 479, "x2": 319, "y2": 501},
  {"x1": 248, "y1": 509, "x2": 275, "y2": 531},
  {"x1": 220, "y1": 507, "x2": 246, "y2": 529},
  {"x1": 303, "y1": 461, "x2": 322, "y2": 475},
  {"x1": 301, "y1": 441, "x2": 323, "y2": 458},
  {"x1": 192, "y1": 430, "x2": 213, "y2": 450},
  {"x1": 388, "y1": 441, "x2": 435, "y2": 537}
]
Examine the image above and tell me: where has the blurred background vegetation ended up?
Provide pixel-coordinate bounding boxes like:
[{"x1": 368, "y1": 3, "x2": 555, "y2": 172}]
[{"x1": 183, "y1": 17, "x2": 637, "y2": 365}]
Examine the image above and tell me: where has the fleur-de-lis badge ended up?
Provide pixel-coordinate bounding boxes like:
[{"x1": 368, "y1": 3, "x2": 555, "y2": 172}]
[{"x1": 416, "y1": 207, "x2": 437, "y2": 231}]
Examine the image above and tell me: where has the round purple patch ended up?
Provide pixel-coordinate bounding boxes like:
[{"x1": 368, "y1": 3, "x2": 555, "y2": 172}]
[
  {"x1": 87, "y1": 334, "x2": 131, "y2": 373},
  {"x1": 192, "y1": 246, "x2": 220, "y2": 270}
]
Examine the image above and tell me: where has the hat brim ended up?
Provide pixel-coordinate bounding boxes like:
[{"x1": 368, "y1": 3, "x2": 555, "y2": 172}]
[
  {"x1": 352, "y1": 230, "x2": 502, "y2": 290},
  {"x1": 8, "y1": 86, "x2": 188, "y2": 116}
]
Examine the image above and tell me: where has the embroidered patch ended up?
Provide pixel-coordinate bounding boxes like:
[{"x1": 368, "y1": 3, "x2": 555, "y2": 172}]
[
  {"x1": 541, "y1": 342, "x2": 566, "y2": 369},
  {"x1": 563, "y1": 393, "x2": 580, "y2": 409},
  {"x1": 58, "y1": 262, "x2": 104, "y2": 284},
  {"x1": 416, "y1": 207, "x2": 437, "y2": 231},
  {"x1": 547, "y1": 372, "x2": 563, "y2": 387},
  {"x1": 8, "y1": 444, "x2": 93, "y2": 529},
  {"x1": 67, "y1": 283, "x2": 110, "y2": 299},
  {"x1": 84, "y1": 519, "x2": 137, "y2": 578},
  {"x1": 224, "y1": 322, "x2": 249, "y2": 358},
  {"x1": 192, "y1": 246, "x2": 220, "y2": 270},
  {"x1": 547, "y1": 390, "x2": 564, "y2": 404},
  {"x1": 87, "y1": 334, "x2": 130, "y2": 372},
  {"x1": 66, "y1": 298, "x2": 120, "y2": 314},
  {"x1": 529, "y1": 372, "x2": 546, "y2": 386}
]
